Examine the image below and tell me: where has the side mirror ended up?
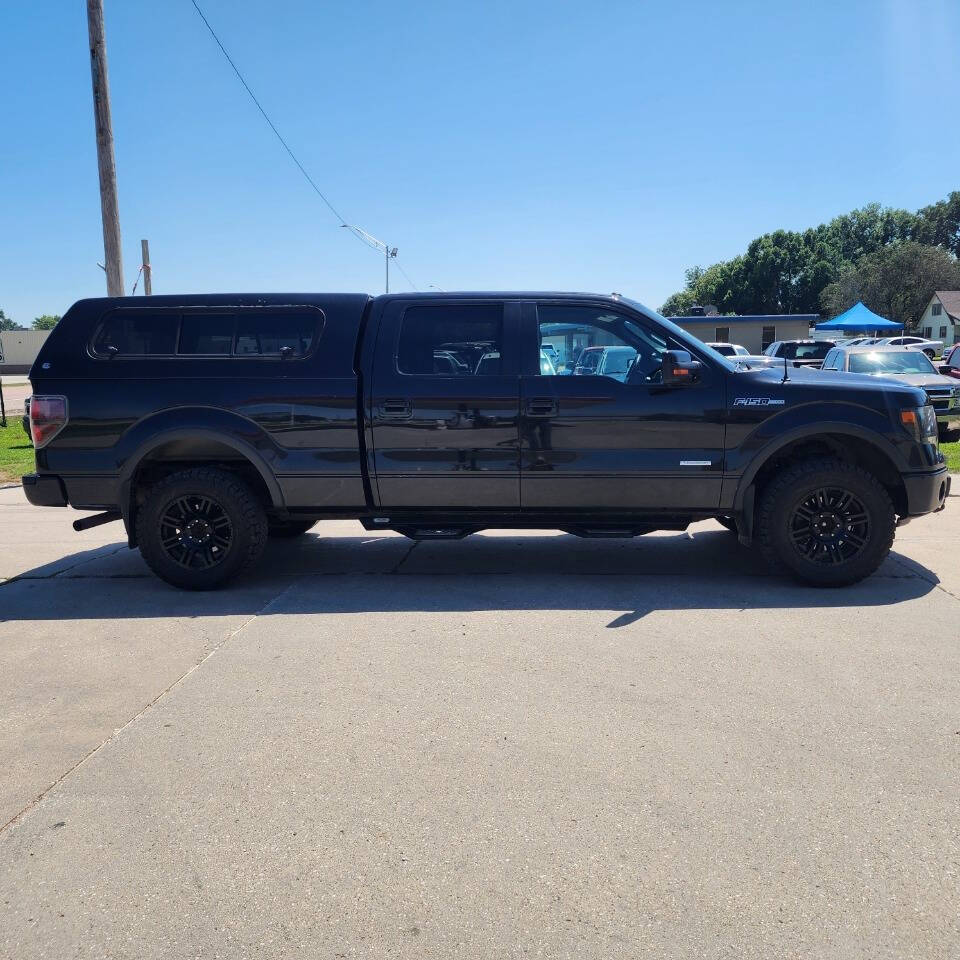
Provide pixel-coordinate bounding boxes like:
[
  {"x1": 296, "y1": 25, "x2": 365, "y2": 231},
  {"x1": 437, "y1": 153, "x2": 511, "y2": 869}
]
[
  {"x1": 938, "y1": 364, "x2": 953, "y2": 375},
  {"x1": 279, "y1": 345, "x2": 294, "y2": 359},
  {"x1": 662, "y1": 350, "x2": 702, "y2": 386}
]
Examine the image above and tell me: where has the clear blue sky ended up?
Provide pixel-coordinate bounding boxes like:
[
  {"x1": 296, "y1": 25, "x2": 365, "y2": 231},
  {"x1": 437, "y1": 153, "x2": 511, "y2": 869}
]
[{"x1": 2, "y1": 0, "x2": 958, "y2": 324}]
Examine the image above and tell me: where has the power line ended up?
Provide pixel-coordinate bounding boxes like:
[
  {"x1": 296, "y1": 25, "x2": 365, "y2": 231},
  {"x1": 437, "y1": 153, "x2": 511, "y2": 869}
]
[
  {"x1": 394, "y1": 261, "x2": 418, "y2": 291},
  {"x1": 189, "y1": 0, "x2": 421, "y2": 291},
  {"x1": 189, "y1": 0, "x2": 346, "y2": 225}
]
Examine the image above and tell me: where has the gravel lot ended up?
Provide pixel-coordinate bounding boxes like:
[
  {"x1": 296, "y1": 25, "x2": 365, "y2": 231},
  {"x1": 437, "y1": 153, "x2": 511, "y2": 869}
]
[{"x1": 1, "y1": 484, "x2": 958, "y2": 959}]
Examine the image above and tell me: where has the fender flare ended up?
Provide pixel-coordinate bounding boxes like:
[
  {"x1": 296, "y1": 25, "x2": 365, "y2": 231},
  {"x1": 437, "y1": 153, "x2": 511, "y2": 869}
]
[
  {"x1": 116, "y1": 412, "x2": 286, "y2": 541},
  {"x1": 732, "y1": 421, "x2": 906, "y2": 513}
]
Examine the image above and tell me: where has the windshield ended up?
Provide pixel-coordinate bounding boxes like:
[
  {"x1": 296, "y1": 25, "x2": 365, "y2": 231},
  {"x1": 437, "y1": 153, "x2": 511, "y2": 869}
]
[{"x1": 848, "y1": 351, "x2": 936, "y2": 375}]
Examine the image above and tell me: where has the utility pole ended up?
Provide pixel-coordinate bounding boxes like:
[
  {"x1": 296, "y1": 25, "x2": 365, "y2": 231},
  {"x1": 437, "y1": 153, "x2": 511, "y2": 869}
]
[
  {"x1": 141, "y1": 239, "x2": 152, "y2": 295},
  {"x1": 86, "y1": 0, "x2": 124, "y2": 296}
]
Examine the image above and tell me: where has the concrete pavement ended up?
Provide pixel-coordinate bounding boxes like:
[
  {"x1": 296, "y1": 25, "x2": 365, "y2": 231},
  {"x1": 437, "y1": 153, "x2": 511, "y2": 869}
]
[{"x1": 1, "y1": 484, "x2": 959, "y2": 958}]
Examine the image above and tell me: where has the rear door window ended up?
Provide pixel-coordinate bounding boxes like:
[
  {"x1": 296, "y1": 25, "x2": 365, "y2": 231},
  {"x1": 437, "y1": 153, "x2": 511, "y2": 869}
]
[
  {"x1": 397, "y1": 304, "x2": 504, "y2": 375},
  {"x1": 92, "y1": 310, "x2": 178, "y2": 356}
]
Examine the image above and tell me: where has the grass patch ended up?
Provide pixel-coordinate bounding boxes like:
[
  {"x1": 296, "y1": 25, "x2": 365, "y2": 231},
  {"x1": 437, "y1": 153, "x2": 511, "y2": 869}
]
[
  {"x1": 941, "y1": 439, "x2": 960, "y2": 473},
  {"x1": 0, "y1": 418, "x2": 35, "y2": 482}
]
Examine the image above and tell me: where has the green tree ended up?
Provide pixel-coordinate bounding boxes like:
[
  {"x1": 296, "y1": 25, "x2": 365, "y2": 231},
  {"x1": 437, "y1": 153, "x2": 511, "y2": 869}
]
[
  {"x1": 32, "y1": 314, "x2": 61, "y2": 331},
  {"x1": 0, "y1": 309, "x2": 26, "y2": 331},
  {"x1": 911, "y1": 191, "x2": 960, "y2": 257},
  {"x1": 659, "y1": 194, "x2": 960, "y2": 317},
  {"x1": 820, "y1": 242, "x2": 960, "y2": 328}
]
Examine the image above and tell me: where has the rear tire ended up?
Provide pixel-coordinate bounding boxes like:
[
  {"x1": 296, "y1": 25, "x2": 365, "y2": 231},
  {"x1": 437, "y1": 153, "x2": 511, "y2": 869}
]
[
  {"x1": 136, "y1": 467, "x2": 268, "y2": 590},
  {"x1": 268, "y1": 519, "x2": 316, "y2": 538},
  {"x1": 757, "y1": 457, "x2": 895, "y2": 587}
]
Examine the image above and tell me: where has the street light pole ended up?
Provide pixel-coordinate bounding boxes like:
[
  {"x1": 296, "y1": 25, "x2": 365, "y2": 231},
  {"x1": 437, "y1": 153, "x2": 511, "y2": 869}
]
[{"x1": 342, "y1": 224, "x2": 397, "y2": 294}]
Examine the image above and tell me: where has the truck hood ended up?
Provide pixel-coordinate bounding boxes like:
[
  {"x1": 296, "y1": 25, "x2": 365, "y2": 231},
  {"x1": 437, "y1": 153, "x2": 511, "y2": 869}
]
[{"x1": 736, "y1": 362, "x2": 927, "y2": 407}]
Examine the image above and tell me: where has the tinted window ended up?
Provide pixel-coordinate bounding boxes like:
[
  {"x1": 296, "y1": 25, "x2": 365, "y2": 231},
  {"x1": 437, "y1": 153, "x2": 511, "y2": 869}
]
[
  {"x1": 235, "y1": 312, "x2": 317, "y2": 356},
  {"x1": 179, "y1": 313, "x2": 234, "y2": 355},
  {"x1": 779, "y1": 341, "x2": 834, "y2": 360},
  {"x1": 761, "y1": 326, "x2": 776, "y2": 350},
  {"x1": 715, "y1": 326, "x2": 730, "y2": 342},
  {"x1": 397, "y1": 304, "x2": 503, "y2": 375},
  {"x1": 93, "y1": 311, "x2": 177, "y2": 356}
]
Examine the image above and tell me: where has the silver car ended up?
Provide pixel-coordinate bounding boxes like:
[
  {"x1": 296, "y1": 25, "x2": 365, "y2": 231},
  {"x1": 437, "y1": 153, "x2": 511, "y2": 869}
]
[
  {"x1": 873, "y1": 335, "x2": 943, "y2": 358},
  {"x1": 820, "y1": 345, "x2": 960, "y2": 436}
]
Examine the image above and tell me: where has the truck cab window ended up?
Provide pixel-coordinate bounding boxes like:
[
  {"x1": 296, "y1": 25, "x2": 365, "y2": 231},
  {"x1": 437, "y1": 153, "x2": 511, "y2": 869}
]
[
  {"x1": 537, "y1": 304, "x2": 673, "y2": 383},
  {"x1": 397, "y1": 304, "x2": 504, "y2": 375}
]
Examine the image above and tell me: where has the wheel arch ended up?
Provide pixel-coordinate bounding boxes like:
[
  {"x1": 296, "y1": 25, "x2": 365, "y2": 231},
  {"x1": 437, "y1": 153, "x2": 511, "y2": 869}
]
[
  {"x1": 117, "y1": 416, "x2": 285, "y2": 545},
  {"x1": 734, "y1": 424, "x2": 909, "y2": 526}
]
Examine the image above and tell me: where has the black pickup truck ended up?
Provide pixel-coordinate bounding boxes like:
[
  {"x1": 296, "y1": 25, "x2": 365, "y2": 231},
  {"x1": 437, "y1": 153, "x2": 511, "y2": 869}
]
[{"x1": 24, "y1": 292, "x2": 950, "y2": 589}]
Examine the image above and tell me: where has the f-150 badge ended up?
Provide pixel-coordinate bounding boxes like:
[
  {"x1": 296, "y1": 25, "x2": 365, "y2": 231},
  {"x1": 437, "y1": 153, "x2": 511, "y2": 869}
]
[{"x1": 733, "y1": 397, "x2": 785, "y2": 406}]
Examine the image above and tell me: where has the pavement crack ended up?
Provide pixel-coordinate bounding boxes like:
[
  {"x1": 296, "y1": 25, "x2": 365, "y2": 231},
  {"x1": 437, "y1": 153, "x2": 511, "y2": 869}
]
[
  {"x1": 0, "y1": 577, "x2": 299, "y2": 835},
  {"x1": 389, "y1": 540, "x2": 419, "y2": 573},
  {"x1": 889, "y1": 554, "x2": 960, "y2": 603}
]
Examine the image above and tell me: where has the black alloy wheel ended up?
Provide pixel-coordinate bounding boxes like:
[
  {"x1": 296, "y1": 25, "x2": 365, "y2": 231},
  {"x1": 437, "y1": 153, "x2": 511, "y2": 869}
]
[
  {"x1": 159, "y1": 495, "x2": 233, "y2": 569},
  {"x1": 787, "y1": 487, "x2": 870, "y2": 566}
]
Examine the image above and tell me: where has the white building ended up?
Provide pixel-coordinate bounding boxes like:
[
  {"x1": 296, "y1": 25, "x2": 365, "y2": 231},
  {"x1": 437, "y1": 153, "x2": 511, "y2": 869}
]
[
  {"x1": 917, "y1": 291, "x2": 960, "y2": 349},
  {"x1": 0, "y1": 330, "x2": 51, "y2": 374}
]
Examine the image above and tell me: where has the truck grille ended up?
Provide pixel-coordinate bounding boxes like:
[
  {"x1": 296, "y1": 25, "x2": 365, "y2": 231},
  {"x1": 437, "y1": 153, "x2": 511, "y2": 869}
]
[{"x1": 924, "y1": 388, "x2": 956, "y2": 411}]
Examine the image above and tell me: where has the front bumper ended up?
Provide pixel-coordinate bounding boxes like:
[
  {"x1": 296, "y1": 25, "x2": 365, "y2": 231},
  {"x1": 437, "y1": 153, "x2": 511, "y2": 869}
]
[
  {"x1": 22, "y1": 473, "x2": 68, "y2": 508},
  {"x1": 902, "y1": 466, "x2": 951, "y2": 516}
]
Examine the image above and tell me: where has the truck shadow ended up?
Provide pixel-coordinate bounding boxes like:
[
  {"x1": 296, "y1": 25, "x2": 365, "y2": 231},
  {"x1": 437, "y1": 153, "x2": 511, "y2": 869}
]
[{"x1": 1, "y1": 526, "x2": 939, "y2": 623}]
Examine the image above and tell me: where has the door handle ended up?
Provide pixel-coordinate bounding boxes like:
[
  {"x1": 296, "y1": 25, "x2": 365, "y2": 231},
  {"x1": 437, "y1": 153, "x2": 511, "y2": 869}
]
[
  {"x1": 381, "y1": 398, "x2": 413, "y2": 419},
  {"x1": 526, "y1": 398, "x2": 558, "y2": 417}
]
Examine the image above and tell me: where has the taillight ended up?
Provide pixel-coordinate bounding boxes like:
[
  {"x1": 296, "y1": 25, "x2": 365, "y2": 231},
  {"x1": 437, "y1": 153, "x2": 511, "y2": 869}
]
[{"x1": 29, "y1": 395, "x2": 68, "y2": 448}]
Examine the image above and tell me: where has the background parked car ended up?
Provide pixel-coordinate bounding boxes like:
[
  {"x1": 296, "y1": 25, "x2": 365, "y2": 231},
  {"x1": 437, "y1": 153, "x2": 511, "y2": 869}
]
[
  {"x1": 763, "y1": 339, "x2": 836, "y2": 368},
  {"x1": 732, "y1": 354, "x2": 785, "y2": 367},
  {"x1": 873, "y1": 335, "x2": 942, "y2": 359},
  {"x1": 820, "y1": 344, "x2": 960, "y2": 438},
  {"x1": 706, "y1": 342, "x2": 749, "y2": 357}
]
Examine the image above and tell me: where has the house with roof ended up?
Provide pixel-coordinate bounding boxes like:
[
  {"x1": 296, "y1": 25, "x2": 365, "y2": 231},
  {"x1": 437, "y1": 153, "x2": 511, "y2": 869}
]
[{"x1": 917, "y1": 291, "x2": 960, "y2": 348}]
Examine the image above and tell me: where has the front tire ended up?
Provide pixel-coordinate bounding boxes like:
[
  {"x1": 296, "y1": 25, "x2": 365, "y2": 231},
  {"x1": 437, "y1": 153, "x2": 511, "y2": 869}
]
[
  {"x1": 136, "y1": 467, "x2": 268, "y2": 590},
  {"x1": 757, "y1": 458, "x2": 895, "y2": 586}
]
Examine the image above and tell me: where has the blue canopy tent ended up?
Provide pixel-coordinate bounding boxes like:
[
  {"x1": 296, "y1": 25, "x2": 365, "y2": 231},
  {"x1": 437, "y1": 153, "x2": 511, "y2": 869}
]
[{"x1": 815, "y1": 301, "x2": 902, "y2": 333}]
